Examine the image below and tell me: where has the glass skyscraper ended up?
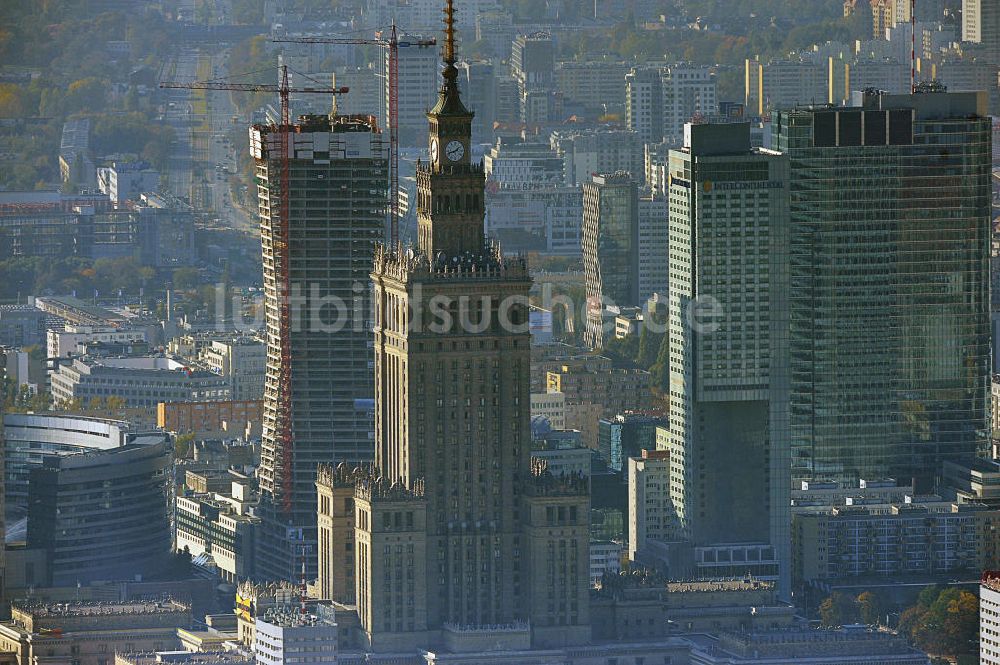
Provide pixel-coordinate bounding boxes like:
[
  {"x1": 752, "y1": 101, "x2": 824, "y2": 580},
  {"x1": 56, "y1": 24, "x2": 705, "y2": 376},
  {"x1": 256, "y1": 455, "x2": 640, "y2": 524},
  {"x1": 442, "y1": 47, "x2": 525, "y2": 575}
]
[
  {"x1": 582, "y1": 172, "x2": 640, "y2": 347},
  {"x1": 773, "y1": 88, "x2": 992, "y2": 489}
]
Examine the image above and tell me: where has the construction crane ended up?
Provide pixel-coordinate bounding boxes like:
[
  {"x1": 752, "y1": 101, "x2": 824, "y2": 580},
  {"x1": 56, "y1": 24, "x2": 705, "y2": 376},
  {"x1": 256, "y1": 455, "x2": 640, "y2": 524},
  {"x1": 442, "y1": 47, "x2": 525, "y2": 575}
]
[
  {"x1": 160, "y1": 67, "x2": 349, "y2": 516},
  {"x1": 160, "y1": 64, "x2": 349, "y2": 127},
  {"x1": 273, "y1": 27, "x2": 437, "y2": 245},
  {"x1": 911, "y1": 0, "x2": 916, "y2": 92}
]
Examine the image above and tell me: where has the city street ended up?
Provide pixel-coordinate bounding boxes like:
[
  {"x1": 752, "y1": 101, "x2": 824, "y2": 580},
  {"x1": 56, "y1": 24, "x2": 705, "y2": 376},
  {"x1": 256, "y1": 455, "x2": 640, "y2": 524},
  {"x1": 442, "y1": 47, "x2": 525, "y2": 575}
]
[{"x1": 162, "y1": 0, "x2": 254, "y2": 232}]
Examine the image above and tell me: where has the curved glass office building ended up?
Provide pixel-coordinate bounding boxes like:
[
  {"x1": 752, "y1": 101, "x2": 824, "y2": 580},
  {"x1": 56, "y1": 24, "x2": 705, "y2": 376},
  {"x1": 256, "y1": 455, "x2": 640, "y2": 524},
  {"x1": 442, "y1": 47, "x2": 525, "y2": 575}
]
[{"x1": 26, "y1": 439, "x2": 172, "y2": 586}]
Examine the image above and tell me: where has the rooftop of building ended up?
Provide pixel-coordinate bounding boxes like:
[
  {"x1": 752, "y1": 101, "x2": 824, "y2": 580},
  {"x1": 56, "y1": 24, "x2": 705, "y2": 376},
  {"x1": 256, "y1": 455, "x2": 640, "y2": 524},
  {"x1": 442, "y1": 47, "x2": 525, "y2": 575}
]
[
  {"x1": 590, "y1": 171, "x2": 633, "y2": 184},
  {"x1": 665, "y1": 578, "x2": 774, "y2": 593},
  {"x1": 258, "y1": 608, "x2": 336, "y2": 629},
  {"x1": 983, "y1": 571, "x2": 1000, "y2": 593},
  {"x1": 3, "y1": 411, "x2": 134, "y2": 429},
  {"x1": 530, "y1": 431, "x2": 586, "y2": 450},
  {"x1": 134, "y1": 192, "x2": 193, "y2": 211},
  {"x1": 721, "y1": 628, "x2": 919, "y2": 661},
  {"x1": 13, "y1": 599, "x2": 186, "y2": 618},
  {"x1": 108, "y1": 160, "x2": 154, "y2": 172},
  {"x1": 0, "y1": 304, "x2": 44, "y2": 313},
  {"x1": 39, "y1": 437, "x2": 169, "y2": 471},
  {"x1": 59, "y1": 118, "x2": 90, "y2": 152},
  {"x1": 36, "y1": 295, "x2": 126, "y2": 325},
  {"x1": 783, "y1": 86, "x2": 988, "y2": 120},
  {"x1": 94, "y1": 356, "x2": 187, "y2": 370},
  {"x1": 316, "y1": 462, "x2": 369, "y2": 488},
  {"x1": 69, "y1": 355, "x2": 225, "y2": 379},
  {"x1": 372, "y1": 241, "x2": 530, "y2": 284},
  {"x1": 794, "y1": 478, "x2": 901, "y2": 492},
  {"x1": 602, "y1": 410, "x2": 668, "y2": 424},
  {"x1": 0, "y1": 192, "x2": 113, "y2": 212},
  {"x1": 118, "y1": 651, "x2": 254, "y2": 665},
  {"x1": 252, "y1": 113, "x2": 380, "y2": 135},
  {"x1": 944, "y1": 457, "x2": 1000, "y2": 476},
  {"x1": 793, "y1": 497, "x2": 995, "y2": 517},
  {"x1": 526, "y1": 461, "x2": 588, "y2": 496}
]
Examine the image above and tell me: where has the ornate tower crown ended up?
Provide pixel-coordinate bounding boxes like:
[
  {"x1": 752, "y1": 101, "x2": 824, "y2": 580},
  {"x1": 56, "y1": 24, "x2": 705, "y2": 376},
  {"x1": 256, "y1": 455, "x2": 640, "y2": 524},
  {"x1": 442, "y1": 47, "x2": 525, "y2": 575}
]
[
  {"x1": 430, "y1": 0, "x2": 471, "y2": 117},
  {"x1": 417, "y1": 0, "x2": 484, "y2": 258}
]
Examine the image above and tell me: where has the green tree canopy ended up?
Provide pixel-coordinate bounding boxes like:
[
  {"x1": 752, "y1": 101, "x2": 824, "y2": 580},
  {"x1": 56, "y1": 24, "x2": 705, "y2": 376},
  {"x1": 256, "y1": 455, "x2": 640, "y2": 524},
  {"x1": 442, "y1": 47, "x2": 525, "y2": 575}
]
[
  {"x1": 819, "y1": 591, "x2": 860, "y2": 627},
  {"x1": 898, "y1": 587, "x2": 978, "y2": 657},
  {"x1": 857, "y1": 591, "x2": 883, "y2": 625}
]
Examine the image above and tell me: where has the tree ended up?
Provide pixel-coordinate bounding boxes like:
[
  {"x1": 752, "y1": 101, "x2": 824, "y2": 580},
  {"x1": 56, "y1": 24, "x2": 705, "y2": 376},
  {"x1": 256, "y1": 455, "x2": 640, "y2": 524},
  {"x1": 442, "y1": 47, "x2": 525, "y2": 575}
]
[
  {"x1": 62, "y1": 396, "x2": 85, "y2": 412},
  {"x1": 0, "y1": 83, "x2": 29, "y2": 117},
  {"x1": 941, "y1": 590, "x2": 978, "y2": 656},
  {"x1": 172, "y1": 267, "x2": 201, "y2": 290},
  {"x1": 175, "y1": 432, "x2": 195, "y2": 460},
  {"x1": 603, "y1": 333, "x2": 639, "y2": 366},
  {"x1": 899, "y1": 587, "x2": 978, "y2": 658},
  {"x1": 897, "y1": 605, "x2": 925, "y2": 642},
  {"x1": 64, "y1": 77, "x2": 107, "y2": 114},
  {"x1": 27, "y1": 390, "x2": 51, "y2": 412},
  {"x1": 918, "y1": 585, "x2": 944, "y2": 609},
  {"x1": 637, "y1": 306, "x2": 666, "y2": 369},
  {"x1": 857, "y1": 591, "x2": 883, "y2": 625},
  {"x1": 819, "y1": 591, "x2": 859, "y2": 627},
  {"x1": 105, "y1": 395, "x2": 127, "y2": 412},
  {"x1": 649, "y1": 328, "x2": 670, "y2": 392}
]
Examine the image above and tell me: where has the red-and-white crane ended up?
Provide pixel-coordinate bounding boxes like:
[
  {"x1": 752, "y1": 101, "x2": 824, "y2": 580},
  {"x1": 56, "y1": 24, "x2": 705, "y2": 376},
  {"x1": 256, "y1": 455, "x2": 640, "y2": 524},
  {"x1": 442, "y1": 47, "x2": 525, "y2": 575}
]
[
  {"x1": 273, "y1": 27, "x2": 436, "y2": 245},
  {"x1": 160, "y1": 67, "x2": 349, "y2": 515}
]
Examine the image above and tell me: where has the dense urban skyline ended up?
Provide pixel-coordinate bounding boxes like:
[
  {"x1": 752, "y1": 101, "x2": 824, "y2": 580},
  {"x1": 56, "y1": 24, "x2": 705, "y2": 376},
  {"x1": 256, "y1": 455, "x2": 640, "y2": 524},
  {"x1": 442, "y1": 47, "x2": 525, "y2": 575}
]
[{"x1": 0, "y1": 0, "x2": 998, "y2": 663}]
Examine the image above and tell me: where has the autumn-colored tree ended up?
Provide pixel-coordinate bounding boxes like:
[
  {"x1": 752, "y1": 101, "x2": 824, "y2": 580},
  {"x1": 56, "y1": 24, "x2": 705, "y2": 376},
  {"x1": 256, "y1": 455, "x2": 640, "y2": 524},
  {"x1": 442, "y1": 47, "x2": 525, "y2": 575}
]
[
  {"x1": 899, "y1": 587, "x2": 978, "y2": 657},
  {"x1": 819, "y1": 591, "x2": 859, "y2": 627},
  {"x1": 941, "y1": 590, "x2": 978, "y2": 655},
  {"x1": 105, "y1": 395, "x2": 127, "y2": 412},
  {"x1": 857, "y1": 591, "x2": 883, "y2": 625},
  {"x1": 0, "y1": 84, "x2": 28, "y2": 118},
  {"x1": 64, "y1": 77, "x2": 107, "y2": 114},
  {"x1": 175, "y1": 433, "x2": 196, "y2": 460}
]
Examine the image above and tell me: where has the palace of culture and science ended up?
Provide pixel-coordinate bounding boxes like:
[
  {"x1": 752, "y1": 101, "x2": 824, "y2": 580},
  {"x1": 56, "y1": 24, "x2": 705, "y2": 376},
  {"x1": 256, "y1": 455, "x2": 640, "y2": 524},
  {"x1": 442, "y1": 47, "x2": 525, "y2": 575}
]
[
  {"x1": 313, "y1": 3, "x2": 696, "y2": 662},
  {"x1": 315, "y1": 0, "x2": 600, "y2": 657}
]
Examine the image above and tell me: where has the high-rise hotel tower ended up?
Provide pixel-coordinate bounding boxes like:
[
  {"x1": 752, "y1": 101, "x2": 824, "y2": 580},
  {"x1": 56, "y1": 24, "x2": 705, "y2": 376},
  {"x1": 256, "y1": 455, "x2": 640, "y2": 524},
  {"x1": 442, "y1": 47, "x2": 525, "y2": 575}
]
[{"x1": 317, "y1": 1, "x2": 591, "y2": 653}]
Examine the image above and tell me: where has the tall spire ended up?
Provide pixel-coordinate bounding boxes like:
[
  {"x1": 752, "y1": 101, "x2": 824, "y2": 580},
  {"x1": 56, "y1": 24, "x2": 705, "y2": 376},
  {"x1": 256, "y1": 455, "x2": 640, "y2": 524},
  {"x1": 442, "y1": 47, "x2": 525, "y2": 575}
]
[
  {"x1": 431, "y1": 0, "x2": 469, "y2": 115},
  {"x1": 444, "y1": 0, "x2": 456, "y2": 68}
]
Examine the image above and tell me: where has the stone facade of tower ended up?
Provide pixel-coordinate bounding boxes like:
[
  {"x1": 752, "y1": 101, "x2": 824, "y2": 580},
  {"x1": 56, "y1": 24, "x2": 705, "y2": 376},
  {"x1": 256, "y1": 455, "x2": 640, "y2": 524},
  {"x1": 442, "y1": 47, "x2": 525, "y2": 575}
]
[
  {"x1": 315, "y1": 463, "x2": 363, "y2": 604},
  {"x1": 316, "y1": 0, "x2": 591, "y2": 653}
]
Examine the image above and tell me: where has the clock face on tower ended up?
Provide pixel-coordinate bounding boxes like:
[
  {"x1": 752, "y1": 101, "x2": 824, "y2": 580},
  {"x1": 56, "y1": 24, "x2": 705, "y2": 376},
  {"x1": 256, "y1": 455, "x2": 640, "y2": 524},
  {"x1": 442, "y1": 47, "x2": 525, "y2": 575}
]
[
  {"x1": 429, "y1": 138, "x2": 439, "y2": 164},
  {"x1": 445, "y1": 140, "x2": 465, "y2": 162}
]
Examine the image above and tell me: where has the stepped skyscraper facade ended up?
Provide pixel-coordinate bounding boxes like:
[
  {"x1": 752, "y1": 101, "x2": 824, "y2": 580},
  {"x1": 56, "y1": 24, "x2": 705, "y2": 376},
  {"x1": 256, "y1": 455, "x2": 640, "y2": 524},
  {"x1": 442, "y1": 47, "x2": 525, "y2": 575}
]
[{"x1": 316, "y1": 0, "x2": 591, "y2": 653}]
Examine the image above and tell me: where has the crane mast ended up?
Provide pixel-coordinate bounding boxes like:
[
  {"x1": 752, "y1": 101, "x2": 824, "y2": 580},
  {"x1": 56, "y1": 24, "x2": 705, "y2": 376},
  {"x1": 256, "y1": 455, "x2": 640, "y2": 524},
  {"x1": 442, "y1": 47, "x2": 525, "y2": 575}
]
[{"x1": 273, "y1": 28, "x2": 436, "y2": 245}]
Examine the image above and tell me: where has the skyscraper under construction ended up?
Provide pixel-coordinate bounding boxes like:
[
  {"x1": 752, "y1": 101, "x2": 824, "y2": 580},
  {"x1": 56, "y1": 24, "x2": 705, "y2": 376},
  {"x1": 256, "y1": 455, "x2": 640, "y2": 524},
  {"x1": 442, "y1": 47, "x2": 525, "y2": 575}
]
[{"x1": 250, "y1": 113, "x2": 388, "y2": 581}]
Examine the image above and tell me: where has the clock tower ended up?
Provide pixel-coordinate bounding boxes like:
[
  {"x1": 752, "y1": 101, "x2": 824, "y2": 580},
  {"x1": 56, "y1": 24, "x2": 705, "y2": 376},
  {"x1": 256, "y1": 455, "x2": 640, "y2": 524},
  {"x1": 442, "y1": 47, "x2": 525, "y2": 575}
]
[
  {"x1": 416, "y1": 0, "x2": 484, "y2": 257},
  {"x1": 354, "y1": 0, "x2": 592, "y2": 651}
]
